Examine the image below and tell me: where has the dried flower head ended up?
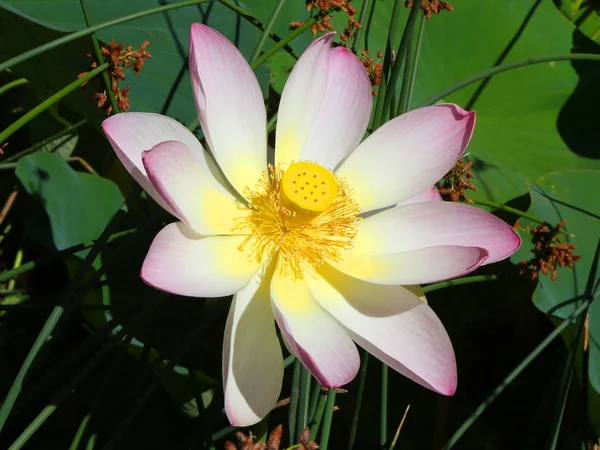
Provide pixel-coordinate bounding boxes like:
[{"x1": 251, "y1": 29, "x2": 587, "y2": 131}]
[
  {"x1": 519, "y1": 219, "x2": 581, "y2": 281},
  {"x1": 406, "y1": 0, "x2": 454, "y2": 19},
  {"x1": 223, "y1": 424, "x2": 311, "y2": 450},
  {"x1": 290, "y1": 0, "x2": 361, "y2": 44},
  {"x1": 79, "y1": 39, "x2": 151, "y2": 115},
  {"x1": 355, "y1": 49, "x2": 384, "y2": 96},
  {"x1": 436, "y1": 159, "x2": 477, "y2": 202}
]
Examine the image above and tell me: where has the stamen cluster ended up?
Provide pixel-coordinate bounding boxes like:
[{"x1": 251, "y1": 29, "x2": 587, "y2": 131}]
[{"x1": 236, "y1": 165, "x2": 361, "y2": 279}]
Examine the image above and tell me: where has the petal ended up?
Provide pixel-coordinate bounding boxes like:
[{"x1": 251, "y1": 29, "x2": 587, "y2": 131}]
[
  {"x1": 270, "y1": 270, "x2": 360, "y2": 388},
  {"x1": 332, "y1": 245, "x2": 488, "y2": 285},
  {"x1": 102, "y1": 112, "x2": 213, "y2": 213},
  {"x1": 275, "y1": 33, "x2": 335, "y2": 167},
  {"x1": 298, "y1": 47, "x2": 372, "y2": 170},
  {"x1": 337, "y1": 104, "x2": 476, "y2": 212},
  {"x1": 223, "y1": 270, "x2": 283, "y2": 426},
  {"x1": 141, "y1": 222, "x2": 260, "y2": 297},
  {"x1": 307, "y1": 265, "x2": 457, "y2": 395},
  {"x1": 189, "y1": 24, "x2": 267, "y2": 195},
  {"x1": 353, "y1": 201, "x2": 521, "y2": 264},
  {"x1": 142, "y1": 140, "x2": 243, "y2": 235},
  {"x1": 396, "y1": 186, "x2": 442, "y2": 206}
]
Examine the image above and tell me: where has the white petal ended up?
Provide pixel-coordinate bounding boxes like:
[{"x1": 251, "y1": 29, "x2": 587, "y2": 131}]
[
  {"x1": 332, "y1": 245, "x2": 488, "y2": 285},
  {"x1": 224, "y1": 270, "x2": 283, "y2": 426},
  {"x1": 396, "y1": 186, "x2": 442, "y2": 206},
  {"x1": 337, "y1": 104, "x2": 476, "y2": 212},
  {"x1": 102, "y1": 112, "x2": 215, "y2": 213},
  {"x1": 270, "y1": 270, "x2": 360, "y2": 388},
  {"x1": 189, "y1": 24, "x2": 267, "y2": 195},
  {"x1": 141, "y1": 222, "x2": 260, "y2": 297},
  {"x1": 298, "y1": 46, "x2": 372, "y2": 170},
  {"x1": 275, "y1": 33, "x2": 334, "y2": 167},
  {"x1": 307, "y1": 265, "x2": 457, "y2": 395},
  {"x1": 142, "y1": 140, "x2": 244, "y2": 235},
  {"x1": 353, "y1": 201, "x2": 521, "y2": 264}
]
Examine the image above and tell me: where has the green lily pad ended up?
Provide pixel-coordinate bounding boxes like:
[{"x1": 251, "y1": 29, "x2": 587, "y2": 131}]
[
  {"x1": 15, "y1": 152, "x2": 124, "y2": 250},
  {"x1": 1, "y1": 0, "x2": 263, "y2": 123},
  {"x1": 508, "y1": 170, "x2": 600, "y2": 390}
]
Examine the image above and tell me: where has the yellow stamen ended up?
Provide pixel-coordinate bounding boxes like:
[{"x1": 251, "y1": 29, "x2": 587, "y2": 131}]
[{"x1": 235, "y1": 163, "x2": 361, "y2": 279}]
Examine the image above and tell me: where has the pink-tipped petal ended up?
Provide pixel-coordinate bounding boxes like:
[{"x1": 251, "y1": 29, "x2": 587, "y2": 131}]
[
  {"x1": 189, "y1": 24, "x2": 267, "y2": 195},
  {"x1": 353, "y1": 201, "x2": 521, "y2": 264},
  {"x1": 102, "y1": 112, "x2": 213, "y2": 214},
  {"x1": 332, "y1": 245, "x2": 488, "y2": 285},
  {"x1": 396, "y1": 186, "x2": 442, "y2": 206},
  {"x1": 337, "y1": 104, "x2": 476, "y2": 212},
  {"x1": 270, "y1": 270, "x2": 360, "y2": 388},
  {"x1": 297, "y1": 46, "x2": 372, "y2": 170},
  {"x1": 307, "y1": 265, "x2": 457, "y2": 395},
  {"x1": 142, "y1": 141, "x2": 242, "y2": 235},
  {"x1": 275, "y1": 33, "x2": 335, "y2": 166},
  {"x1": 223, "y1": 271, "x2": 283, "y2": 426},
  {"x1": 141, "y1": 222, "x2": 260, "y2": 297}
]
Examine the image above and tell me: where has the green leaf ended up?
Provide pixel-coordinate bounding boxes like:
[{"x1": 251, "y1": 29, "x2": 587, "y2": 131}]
[
  {"x1": 15, "y1": 152, "x2": 124, "y2": 250},
  {"x1": 1, "y1": 0, "x2": 264, "y2": 123},
  {"x1": 507, "y1": 170, "x2": 600, "y2": 388}
]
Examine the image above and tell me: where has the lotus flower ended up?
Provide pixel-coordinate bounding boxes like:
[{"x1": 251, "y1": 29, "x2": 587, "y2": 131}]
[{"x1": 101, "y1": 24, "x2": 521, "y2": 426}]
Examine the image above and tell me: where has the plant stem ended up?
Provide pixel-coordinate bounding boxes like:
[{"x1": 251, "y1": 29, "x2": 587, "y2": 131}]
[
  {"x1": 399, "y1": 13, "x2": 425, "y2": 114},
  {"x1": 0, "y1": 78, "x2": 28, "y2": 97},
  {"x1": 350, "y1": 0, "x2": 372, "y2": 52},
  {"x1": 472, "y1": 199, "x2": 572, "y2": 236},
  {"x1": 308, "y1": 378, "x2": 321, "y2": 423},
  {"x1": 309, "y1": 391, "x2": 327, "y2": 440},
  {"x1": 249, "y1": 0, "x2": 288, "y2": 64},
  {"x1": 297, "y1": 367, "x2": 311, "y2": 437},
  {"x1": 0, "y1": 228, "x2": 136, "y2": 284},
  {"x1": 442, "y1": 296, "x2": 596, "y2": 449},
  {"x1": 220, "y1": 0, "x2": 299, "y2": 61},
  {"x1": 423, "y1": 275, "x2": 499, "y2": 293},
  {"x1": 0, "y1": 63, "x2": 108, "y2": 145},
  {"x1": 380, "y1": 364, "x2": 388, "y2": 448},
  {"x1": 348, "y1": 351, "x2": 369, "y2": 450},
  {"x1": 251, "y1": 18, "x2": 316, "y2": 69},
  {"x1": 79, "y1": 0, "x2": 120, "y2": 115},
  {"x1": 396, "y1": 27, "x2": 414, "y2": 115},
  {"x1": 417, "y1": 54, "x2": 600, "y2": 108},
  {"x1": 320, "y1": 390, "x2": 337, "y2": 450},
  {"x1": 289, "y1": 359, "x2": 302, "y2": 443},
  {"x1": 380, "y1": 2, "x2": 420, "y2": 121},
  {"x1": 371, "y1": 0, "x2": 404, "y2": 129}
]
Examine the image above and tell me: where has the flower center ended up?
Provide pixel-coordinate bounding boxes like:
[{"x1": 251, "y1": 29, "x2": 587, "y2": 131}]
[{"x1": 235, "y1": 162, "x2": 361, "y2": 279}]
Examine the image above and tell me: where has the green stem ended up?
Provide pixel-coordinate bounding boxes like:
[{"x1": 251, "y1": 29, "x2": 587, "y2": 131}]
[
  {"x1": 0, "y1": 228, "x2": 136, "y2": 284},
  {"x1": 220, "y1": 0, "x2": 299, "y2": 62},
  {"x1": 69, "y1": 414, "x2": 91, "y2": 450},
  {"x1": 251, "y1": 18, "x2": 316, "y2": 69},
  {"x1": 404, "y1": 15, "x2": 427, "y2": 115},
  {"x1": 0, "y1": 78, "x2": 28, "y2": 97},
  {"x1": 396, "y1": 29, "x2": 414, "y2": 115},
  {"x1": 254, "y1": 414, "x2": 270, "y2": 443},
  {"x1": 371, "y1": 0, "x2": 403, "y2": 129},
  {"x1": 289, "y1": 359, "x2": 302, "y2": 443},
  {"x1": 0, "y1": 63, "x2": 108, "y2": 145},
  {"x1": 442, "y1": 297, "x2": 595, "y2": 449},
  {"x1": 1, "y1": 119, "x2": 87, "y2": 164},
  {"x1": 307, "y1": 378, "x2": 321, "y2": 423},
  {"x1": 348, "y1": 351, "x2": 369, "y2": 450},
  {"x1": 350, "y1": 0, "x2": 372, "y2": 52},
  {"x1": 545, "y1": 308, "x2": 587, "y2": 450},
  {"x1": 320, "y1": 390, "x2": 337, "y2": 450},
  {"x1": 309, "y1": 391, "x2": 327, "y2": 440},
  {"x1": 249, "y1": 0, "x2": 288, "y2": 64},
  {"x1": 79, "y1": 0, "x2": 120, "y2": 115},
  {"x1": 297, "y1": 367, "x2": 312, "y2": 437},
  {"x1": 267, "y1": 112, "x2": 278, "y2": 133},
  {"x1": 423, "y1": 275, "x2": 499, "y2": 293},
  {"x1": 380, "y1": 364, "x2": 388, "y2": 448},
  {"x1": 0, "y1": 0, "x2": 216, "y2": 74},
  {"x1": 472, "y1": 199, "x2": 572, "y2": 236},
  {"x1": 417, "y1": 54, "x2": 600, "y2": 108},
  {"x1": 380, "y1": 2, "x2": 420, "y2": 122},
  {"x1": 0, "y1": 192, "x2": 132, "y2": 431}
]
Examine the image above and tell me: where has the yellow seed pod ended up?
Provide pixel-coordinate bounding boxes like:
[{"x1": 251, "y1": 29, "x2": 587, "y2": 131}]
[{"x1": 280, "y1": 162, "x2": 337, "y2": 213}]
